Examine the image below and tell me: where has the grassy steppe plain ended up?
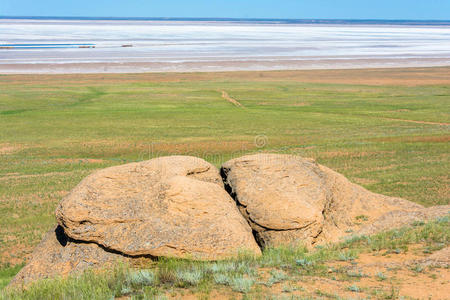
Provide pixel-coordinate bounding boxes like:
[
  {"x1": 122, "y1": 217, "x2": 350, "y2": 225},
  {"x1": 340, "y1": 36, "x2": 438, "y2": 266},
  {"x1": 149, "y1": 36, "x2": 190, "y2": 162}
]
[{"x1": 0, "y1": 67, "x2": 449, "y2": 298}]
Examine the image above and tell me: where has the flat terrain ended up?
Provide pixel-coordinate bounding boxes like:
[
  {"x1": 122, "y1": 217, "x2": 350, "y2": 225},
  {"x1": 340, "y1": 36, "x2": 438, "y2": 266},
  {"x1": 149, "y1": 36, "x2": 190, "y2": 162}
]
[{"x1": 0, "y1": 67, "x2": 449, "y2": 297}]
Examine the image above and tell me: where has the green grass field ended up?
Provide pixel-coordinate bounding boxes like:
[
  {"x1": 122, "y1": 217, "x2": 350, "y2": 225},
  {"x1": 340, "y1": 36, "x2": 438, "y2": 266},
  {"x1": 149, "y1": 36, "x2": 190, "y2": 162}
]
[{"x1": 0, "y1": 67, "x2": 449, "y2": 297}]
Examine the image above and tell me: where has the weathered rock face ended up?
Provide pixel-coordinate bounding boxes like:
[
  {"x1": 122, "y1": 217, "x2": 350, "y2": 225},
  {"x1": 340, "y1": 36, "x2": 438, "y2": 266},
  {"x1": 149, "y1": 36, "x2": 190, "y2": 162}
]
[
  {"x1": 9, "y1": 153, "x2": 448, "y2": 288},
  {"x1": 222, "y1": 154, "x2": 328, "y2": 247},
  {"x1": 56, "y1": 156, "x2": 261, "y2": 260},
  {"x1": 221, "y1": 154, "x2": 434, "y2": 248},
  {"x1": 8, "y1": 226, "x2": 129, "y2": 288}
]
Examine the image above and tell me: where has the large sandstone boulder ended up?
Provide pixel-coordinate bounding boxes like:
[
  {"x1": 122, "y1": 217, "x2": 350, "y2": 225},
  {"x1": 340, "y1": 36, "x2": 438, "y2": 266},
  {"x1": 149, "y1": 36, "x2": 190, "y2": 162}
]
[
  {"x1": 221, "y1": 154, "x2": 443, "y2": 248},
  {"x1": 8, "y1": 226, "x2": 129, "y2": 288},
  {"x1": 56, "y1": 156, "x2": 260, "y2": 260},
  {"x1": 10, "y1": 153, "x2": 448, "y2": 288}
]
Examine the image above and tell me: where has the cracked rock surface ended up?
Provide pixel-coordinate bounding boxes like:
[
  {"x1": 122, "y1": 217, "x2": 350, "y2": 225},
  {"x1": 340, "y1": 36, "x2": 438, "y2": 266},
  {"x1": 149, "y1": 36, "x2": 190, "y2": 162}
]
[
  {"x1": 221, "y1": 154, "x2": 445, "y2": 248},
  {"x1": 55, "y1": 156, "x2": 260, "y2": 259},
  {"x1": 10, "y1": 154, "x2": 448, "y2": 288}
]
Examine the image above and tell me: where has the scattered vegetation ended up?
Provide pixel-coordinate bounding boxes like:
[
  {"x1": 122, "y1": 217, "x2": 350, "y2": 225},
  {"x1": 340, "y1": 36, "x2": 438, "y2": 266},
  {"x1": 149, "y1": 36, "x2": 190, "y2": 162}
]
[
  {"x1": 229, "y1": 276, "x2": 255, "y2": 293},
  {"x1": 347, "y1": 284, "x2": 361, "y2": 292},
  {"x1": 346, "y1": 270, "x2": 366, "y2": 278},
  {"x1": 355, "y1": 215, "x2": 369, "y2": 222},
  {"x1": 1, "y1": 216, "x2": 448, "y2": 299},
  {"x1": 340, "y1": 215, "x2": 449, "y2": 252},
  {"x1": 266, "y1": 270, "x2": 288, "y2": 287},
  {"x1": 126, "y1": 269, "x2": 156, "y2": 287},
  {"x1": 376, "y1": 272, "x2": 387, "y2": 281},
  {"x1": 0, "y1": 69, "x2": 448, "y2": 298}
]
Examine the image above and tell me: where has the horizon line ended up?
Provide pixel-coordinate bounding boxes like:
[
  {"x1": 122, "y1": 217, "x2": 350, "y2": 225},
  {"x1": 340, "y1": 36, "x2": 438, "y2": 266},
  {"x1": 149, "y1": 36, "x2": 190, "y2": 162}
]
[{"x1": 1, "y1": 16, "x2": 450, "y2": 23}]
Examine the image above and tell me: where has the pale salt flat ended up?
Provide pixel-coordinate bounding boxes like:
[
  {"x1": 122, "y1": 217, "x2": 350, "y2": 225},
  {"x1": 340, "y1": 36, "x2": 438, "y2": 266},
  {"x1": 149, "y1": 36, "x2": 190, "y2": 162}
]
[{"x1": 0, "y1": 19, "x2": 450, "y2": 73}]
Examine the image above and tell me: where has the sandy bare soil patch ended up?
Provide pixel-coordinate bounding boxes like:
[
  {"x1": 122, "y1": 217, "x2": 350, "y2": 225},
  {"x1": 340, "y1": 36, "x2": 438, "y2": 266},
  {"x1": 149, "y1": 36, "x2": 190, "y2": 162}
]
[
  {"x1": 2, "y1": 67, "x2": 450, "y2": 87},
  {"x1": 0, "y1": 144, "x2": 20, "y2": 155}
]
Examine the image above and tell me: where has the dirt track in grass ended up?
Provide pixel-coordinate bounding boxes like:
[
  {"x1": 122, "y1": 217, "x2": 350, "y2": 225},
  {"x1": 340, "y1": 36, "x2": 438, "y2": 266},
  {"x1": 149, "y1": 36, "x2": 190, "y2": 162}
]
[{"x1": 221, "y1": 90, "x2": 244, "y2": 107}]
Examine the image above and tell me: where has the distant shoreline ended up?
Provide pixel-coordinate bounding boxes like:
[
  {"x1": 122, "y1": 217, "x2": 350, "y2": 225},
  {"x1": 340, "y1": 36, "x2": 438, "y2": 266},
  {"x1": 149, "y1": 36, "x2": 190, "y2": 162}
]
[{"x1": 1, "y1": 58, "x2": 449, "y2": 74}]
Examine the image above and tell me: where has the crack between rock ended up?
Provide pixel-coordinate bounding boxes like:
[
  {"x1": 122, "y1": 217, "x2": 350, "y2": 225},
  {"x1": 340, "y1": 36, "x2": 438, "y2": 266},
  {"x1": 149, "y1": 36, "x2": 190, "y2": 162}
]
[
  {"x1": 186, "y1": 166, "x2": 210, "y2": 176},
  {"x1": 55, "y1": 225, "x2": 157, "y2": 259},
  {"x1": 248, "y1": 214, "x2": 317, "y2": 232},
  {"x1": 74, "y1": 218, "x2": 147, "y2": 226},
  {"x1": 220, "y1": 166, "x2": 264, "y2": 249},
  {"x1": 312, "y1": 176, "x2": 337, "y2": 245},
  {"x1": 220, "y1": 166, "x2": 321, "y2": 250}
]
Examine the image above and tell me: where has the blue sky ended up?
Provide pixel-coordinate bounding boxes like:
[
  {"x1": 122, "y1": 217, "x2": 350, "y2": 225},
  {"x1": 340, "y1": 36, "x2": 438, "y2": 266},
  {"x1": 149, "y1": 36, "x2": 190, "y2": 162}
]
[{"x1": 1, "y1": 0, "x2": 450, "y2": 20}]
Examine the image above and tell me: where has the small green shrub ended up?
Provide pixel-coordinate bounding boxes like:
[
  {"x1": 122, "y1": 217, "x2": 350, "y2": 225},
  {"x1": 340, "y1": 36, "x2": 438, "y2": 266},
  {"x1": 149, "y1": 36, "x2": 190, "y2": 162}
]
[
  {"x1": 281, "y1": 284, "x2": 294, "y2": 293},
  {"x1": 157, "y1": 267, "x2": 177, "y2": 285},
  {"x1": 295, "y1": 258, "x2": 314, "y2": 268},
  {"x1": 411, "y1": 220, "x2": 425, "y2": 227},
  {"x1": 207, "y1": 262, "x2": 235, "y2": 274},
  {"x1": 346, "y1": 270, "x2": 366, "y2": 278},
  {"x1": 338, "y1": 251, "x2": 357, "y2": 261},
  {"x1": 266, "y1": 270, "x2": 288, "y2": 287},
  {"x1": 127, "y1": 269, "x2": 156, "y2": 286},
  {"x1": 213, "y1": 273, "x2": 232, "y2": 285},
  {"x1": 355, "y1": 215, "x2": 369, "y2": 222},
  {"x1": 230, "y1": 276, "x2": 254, "y2": 293},
  {"x1": 410, "y1": 264, "x2": 424, "y2": 273},
  {"x1": 120, "y1": 285, "x2": 132, "y2": 295},
  {"x1": 175, "y1": 268, "x2": 203, "y2": 286},
  {"x1": 376, "y1": 272, "x2": 387, "y2": 281},
  {"x1": 347, "y1": 284, "x2": 361, "y2": 292}
]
